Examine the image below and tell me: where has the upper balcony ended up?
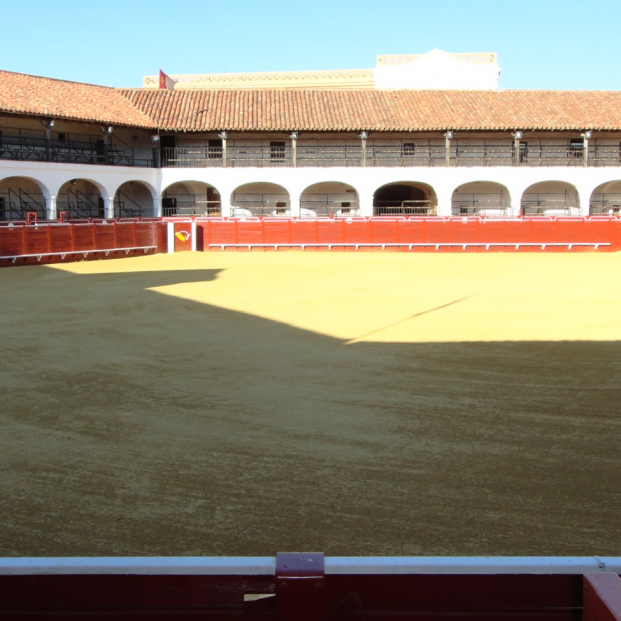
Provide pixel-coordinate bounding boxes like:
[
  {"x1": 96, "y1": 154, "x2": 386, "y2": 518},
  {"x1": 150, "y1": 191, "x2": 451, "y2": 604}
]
[{"x1": 2, "y1": 127, "x2": 621, "y2": 169}]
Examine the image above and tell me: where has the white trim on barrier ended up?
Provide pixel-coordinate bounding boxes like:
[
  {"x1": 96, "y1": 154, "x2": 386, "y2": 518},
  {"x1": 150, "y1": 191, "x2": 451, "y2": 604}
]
[
  {"x1": 208, "y1": 242, "x2": 610, "y2": 251},
  {"x1": 0, "y1": 556, "x2": 619, "y2": 576},
  {"x1": 0, "y1": 246, "x2": 157, "y2": 263}
]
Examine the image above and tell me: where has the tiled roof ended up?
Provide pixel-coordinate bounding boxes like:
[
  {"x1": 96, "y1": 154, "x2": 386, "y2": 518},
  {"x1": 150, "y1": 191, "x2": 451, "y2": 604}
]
[
  {"x1": 120, "y1": 88, "x2": 621, "y2": 132},
  {"x1": 2, "y1": 68, "x2": 621, "y2": 132},
  {"x1": 0, "y1": 70, "x2": 156, "y2": 128}
]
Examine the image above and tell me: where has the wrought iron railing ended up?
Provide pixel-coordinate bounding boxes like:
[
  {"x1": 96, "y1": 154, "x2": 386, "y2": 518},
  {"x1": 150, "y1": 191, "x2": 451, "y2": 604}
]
[
  {"x1": 520, "y1": 192, "x2": 579, "y2": 216},
  {"x1": 230, "y1": 193, "x2": 290, "y2": 216},
  {"x1": 0, "y1": 128, "x2": 156, "y2": 167},
  {"x1": 299, "y1": 193, "x2": 360, "y2": 217},
  {"x1": 162, "y1": 146, "x2": 223, "y2": 167},
  {"x1": 590, "y1": 193, "x2": 621, "y2": 215},
  {"x1": 162, "y1": 195, "x2": 221, "y2": 217},
  {"x1": 451, "y1": 192, "x2": 510, "y2": 216},
  {"x1": 227, "y1": 145, "x2": 293, "y2": 168},
  {"x1": 374, "y1": 201, "x2": 437, "y2": 216},
  {"x1": 0, "y1": 190, "x2": 47, "y2": 220}
]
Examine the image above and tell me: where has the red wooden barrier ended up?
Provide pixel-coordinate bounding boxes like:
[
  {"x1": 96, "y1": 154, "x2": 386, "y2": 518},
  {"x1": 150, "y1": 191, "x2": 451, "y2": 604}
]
[
  {"x1": 0, "y1": 221, "x2": 167, "y2": 268},
  {"x1": 198, "y1": 216, "x2": 621, "y2": 253}
]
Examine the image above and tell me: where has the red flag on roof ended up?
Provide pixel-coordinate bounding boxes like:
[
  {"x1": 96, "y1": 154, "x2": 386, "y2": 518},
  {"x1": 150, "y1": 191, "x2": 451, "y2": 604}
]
[{"x1": 158, "y1": 70, "x2": 176, "y2": 90}]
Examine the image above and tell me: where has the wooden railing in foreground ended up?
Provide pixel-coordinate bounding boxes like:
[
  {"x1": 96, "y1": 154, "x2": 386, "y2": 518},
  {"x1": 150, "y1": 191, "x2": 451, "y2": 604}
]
[
  {"x1": 0, "y1": 220, "x2": 168, "y2": 265},
  {"x1": 0, "y1": 555, "x2": 620, "y2": 619}
]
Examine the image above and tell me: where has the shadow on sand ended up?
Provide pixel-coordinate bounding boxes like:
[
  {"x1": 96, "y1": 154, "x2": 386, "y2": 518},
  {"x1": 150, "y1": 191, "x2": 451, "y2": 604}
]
[{"x1": 0, "y1": 265, "x2": 620, "y2": 557}]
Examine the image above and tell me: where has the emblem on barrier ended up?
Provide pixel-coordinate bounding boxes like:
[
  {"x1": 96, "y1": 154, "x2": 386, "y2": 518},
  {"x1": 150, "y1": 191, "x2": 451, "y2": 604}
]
[{"x1": 175, "y1": 230, "x2": 191, "y2": 242}]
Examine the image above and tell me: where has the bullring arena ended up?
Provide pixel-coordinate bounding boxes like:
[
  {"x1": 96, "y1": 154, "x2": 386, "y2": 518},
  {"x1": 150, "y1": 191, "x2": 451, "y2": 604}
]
[
  {"x1": 2, "y1": 249, "x2": 621, "y2": 558},
  {"x1": 3, "y1": 49, "x2": 621, "y2": 617}
]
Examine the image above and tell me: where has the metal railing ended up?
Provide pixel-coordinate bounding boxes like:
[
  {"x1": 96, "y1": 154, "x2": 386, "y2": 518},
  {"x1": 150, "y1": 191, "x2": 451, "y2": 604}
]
[
  {"x1": 297, "y1": 144, "x2": 363, "y2": 167},
  {"x1": 374, "y1": 200, "x2": 437, "y2": 216},
  {"x1": 162, "y1": 194, "x2": 221, "y2": 217},
  {"x1": 114, "y1": 191, "x2": 147, "y2": 218},
  {"x1": 521, "y1": 191, "x2": 579, "y2": 216},
  {"x1": 0, "y1": 127, "x2": 156, "y2": 167},
  {"x1": 0, "y1": 189, "x2": 47, "y2": 220},
  {"x1": 299, "y1": 193, "x2": 360, "y2": 217},
  {"x1": 230, "y1": 193, "x2": 290, "y2": 217},
  {"x1": 162, "y1": 146, "x2": 223, "y2": 168},
  {"x1": 57, "y1": 191, "x2": 104, "y2": 219},
  {"x1": 452, "y1": 192, "x2": 510, "y2": 216},
  {"x1": 590, "y1": 193, "x2": 621, "y2": 215},
  {"x1": 227, "y1": 145, "x2": 293, "y2": 168}
]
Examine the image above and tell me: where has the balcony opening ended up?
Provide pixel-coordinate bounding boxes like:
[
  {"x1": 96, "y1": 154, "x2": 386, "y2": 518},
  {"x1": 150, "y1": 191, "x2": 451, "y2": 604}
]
[
  {"x1": 162, "y1": 181, "x2": 221, "y2": 217},
  {"x1": 114, "y1": 181, "x2": 155, "y2": 218},
  {"x1": 402, "y1": 143, "x2": 416, "y2": 157},
  {"x1": 373, "y1": 182, "x2": 437, "y2": 216},
  {"x1": 590, "y1": 180, "x2": 621, "y2": 215},
  {"x1": 57, "y1": 179, "x2": 104, "y2": 220},
  {"x1": 0, "y1": 176, "x2": 47, "y2": 221},
  {"x1": 208, "y1": 139, "x2": 223, "y2": 159},
  {"x1": 452, "y1": 181, "x2": 511, "y2": 217},
  {"x1": 300, "y1": 182, "x2": 359, "y2": 218},
  {"x1": 569, "y1": 138, "x2": 584, "y2": 160},
  {"x1": 231, "y1": 182, "x2": 290, "y2": 217},
  {"x1": 521, "y1": 181, "x2": 580, "y2": 216},
  {"x1": 270, "y1": 141, "x2": 286, "y2": 163}
]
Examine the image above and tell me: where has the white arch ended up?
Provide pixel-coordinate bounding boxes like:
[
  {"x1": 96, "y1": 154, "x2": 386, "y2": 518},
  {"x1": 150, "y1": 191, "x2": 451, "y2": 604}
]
[
  {"x1": 0, "y1": 174, "x2": 51, "y2": 199},
  {"x1": 113, "y1": 178, "x2": 159, "y2": 200},
  {"x1": 300, "y1": 181, "x2": 360, "y2": 217},
  {"x1": 590, "y1": 179, "x2": 621, "y2": 215},
  {"x1": 521, "y1": 180, "x2": 581, "y2": 216},
  {"x1": 373, "y1": 180, "x2": 438, "y2": 216},
  {"x1": 452, "y1": 180, "x2": 511, "y2": 217},
  {"x1": 231, "y1": 181, "x2": 291, "y2": 217}
]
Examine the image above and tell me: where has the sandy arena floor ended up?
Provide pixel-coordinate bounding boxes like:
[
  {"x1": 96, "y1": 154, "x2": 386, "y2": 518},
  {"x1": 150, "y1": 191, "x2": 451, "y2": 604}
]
[{"x1": 1, "y1": 250, "x2": 620, "y2": 557}]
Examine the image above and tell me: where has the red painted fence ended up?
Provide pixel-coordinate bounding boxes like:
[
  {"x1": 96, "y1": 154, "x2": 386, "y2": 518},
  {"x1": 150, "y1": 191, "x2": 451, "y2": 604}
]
[
  {"x1": 195, "y1": 216, "x2": 621, "y2": 252},
  {"x1": 0, "y1": 220, "x2": 168, "y2": 267}
]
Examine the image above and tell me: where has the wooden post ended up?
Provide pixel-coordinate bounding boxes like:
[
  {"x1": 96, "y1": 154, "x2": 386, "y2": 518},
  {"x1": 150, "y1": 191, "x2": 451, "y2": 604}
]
[
  {"x1": 360, "y1": 131, "x2": 368, "y2": 167},
  {"x1": 582, "y1": 131, "x2": 592, "y2": 167},
  {"x1": 220, "y1": 131, "x2": 228, "y2": 168},
  {"x1": 444, "y1": 131, "x2": 454, "y2": 167},
  {"x1": 290, "y1": 132, "x2": 298, "y2": 168}
]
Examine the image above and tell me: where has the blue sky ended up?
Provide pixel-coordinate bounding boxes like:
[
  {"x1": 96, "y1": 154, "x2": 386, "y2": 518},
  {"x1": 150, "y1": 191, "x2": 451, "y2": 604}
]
[{"x1": 2, "y1": 0, "x2": 620, "y2": 90}]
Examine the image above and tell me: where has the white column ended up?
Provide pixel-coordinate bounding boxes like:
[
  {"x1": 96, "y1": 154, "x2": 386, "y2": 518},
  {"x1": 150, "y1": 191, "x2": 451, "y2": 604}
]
[
  {"x1": 46, "y1": 195, "x2": 57, "y2": 220},
  {"x1": 191, "y1": 221, "x2": 197, "y2": 251},
  {"x1": 103, "y1": 196, "x2": 114, "y2": 219},
  {"x1": 436, "y1": 187, "x2": 453, "y2": 217},
  {"x1": 506, "y1": 183, "x2": 527, "y2": 218},
  {"x1": 217, "y1": 186, "x2": 233, "y2": 217},
  {"x1": 153, "y1": 197, "x2": 163, "y2": 218},
  {"x1": 289, "y1": 190, "x2": 301, "y2": 218},
  {"x1": 167, "y1": 221, "x2": 175, "y2": 253},
  {"x1": 576, "y1": 184, "x2": 595, "y2": 216},
  {"x1": 357, "y1": 188, "x2": 374, "y2": 217}
]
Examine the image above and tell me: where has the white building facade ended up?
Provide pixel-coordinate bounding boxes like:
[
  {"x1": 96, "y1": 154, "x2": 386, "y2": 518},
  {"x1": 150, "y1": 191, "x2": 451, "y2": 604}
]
[{"x1": 2, "y1": 50, "x2": 621, "y2": 224}]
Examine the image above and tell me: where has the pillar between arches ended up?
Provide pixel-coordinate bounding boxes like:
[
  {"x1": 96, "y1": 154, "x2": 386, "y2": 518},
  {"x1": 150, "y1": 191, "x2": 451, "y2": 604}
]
[
  {"x1": 153, "y1": 197, "x2": 162, "y2": 218},
  {"x1": 358, "y1": 188, "x2": 374, "y2": 217},
  {"x1": 103, "y1": 197, "x2": 114, "y2": 219},
  {"x1": 46, "y1": 196, "x2": 57, "y2": 220}
]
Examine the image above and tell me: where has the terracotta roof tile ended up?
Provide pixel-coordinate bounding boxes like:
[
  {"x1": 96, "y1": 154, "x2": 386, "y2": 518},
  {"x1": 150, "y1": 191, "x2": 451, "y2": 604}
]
[
  {"x1": 120, "y1": 88, "x2": 621, "y2": 132},
  {"x1": 0, "y1": 70, "x2": 156, "y2": 128},
  {"x1": 2, "y1": 68, "x2": 621, "y2": 133}
]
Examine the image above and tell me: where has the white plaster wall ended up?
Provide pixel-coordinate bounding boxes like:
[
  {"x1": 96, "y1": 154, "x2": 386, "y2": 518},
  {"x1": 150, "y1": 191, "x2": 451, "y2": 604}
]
[
  {"x1": 3, "y1": 159, "x2": 621, "y2": 220},
  {"x1": 374, "y1": 49, "x2": 500, "y2": 91}
]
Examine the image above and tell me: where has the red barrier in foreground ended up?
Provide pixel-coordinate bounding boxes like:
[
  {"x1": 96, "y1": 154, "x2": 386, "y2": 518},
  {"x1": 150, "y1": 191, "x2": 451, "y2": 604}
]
[
  {"x1": 0, "y1": 220, "x2": 168, "y2": 267},
  {"x1": 1, "y1": 555, "x2": 620, "y2": 619},
  {"x1": 196, "y1": 216, "x2": 621, "y2": 252}
]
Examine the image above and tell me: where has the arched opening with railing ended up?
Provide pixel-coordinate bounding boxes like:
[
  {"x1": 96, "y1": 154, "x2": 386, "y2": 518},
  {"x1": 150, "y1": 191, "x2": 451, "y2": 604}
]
[
  {"x1": 0, "y1": 176, "x2": 48, "y2": 221},
  {"x1": 114, "y1": 181, "x2": 155, "y2": 218},
  {"x1": 231, "y1": 182, "x2": 290, "y2": 217},
  {"x1": 452, "y1": 181, "x2": 511, "y2": 217},
  {"x1": 373, "y1": 182, "x2": 437, "y2": 216},
  {"x1": 590, "y1": 181, "x2": 621, "y2": 215},
  {"x1": 57, "y1": 179, "x2": 104, "y2": 219},
  {"x1": 300, "y1": 182, "x2": 359, "y2": 218},
  {"x1": 162, "y1": 181, "x2": 221, "y2": 217},
  {"x1": 520, "y1": 181, "x2": 580, "y2": 216}
]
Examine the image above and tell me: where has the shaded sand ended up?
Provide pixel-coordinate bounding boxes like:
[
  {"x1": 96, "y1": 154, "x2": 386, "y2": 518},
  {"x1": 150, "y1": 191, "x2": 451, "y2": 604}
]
[{"x1": 0, "y1": 251, "x2": 620, "y2": 557}]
